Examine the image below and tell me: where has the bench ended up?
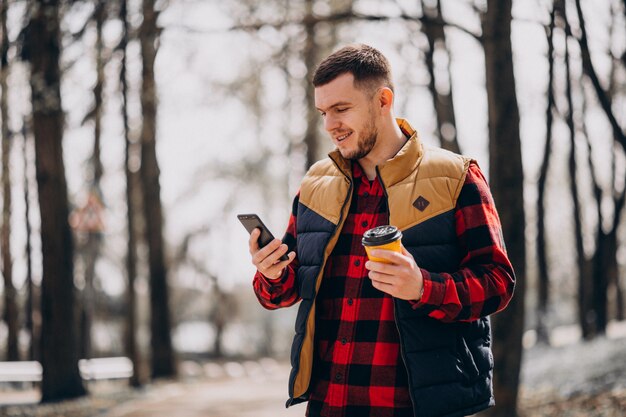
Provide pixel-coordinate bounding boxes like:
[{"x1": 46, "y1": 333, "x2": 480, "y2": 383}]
[
  {"x1": 0, "y1": 361, "x2": 42, "y2": 383},
  {"x1": 78, "y1": 357, "x2": 133, "y2": 381},
  {"x1": 0, "y1": 357, "x2": 133, "y2": 383}
]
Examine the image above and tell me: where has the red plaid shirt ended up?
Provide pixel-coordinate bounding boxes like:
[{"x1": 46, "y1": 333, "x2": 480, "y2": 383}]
[{"x1": 253, "y1": 161, "x2": 514, "y2": 417}]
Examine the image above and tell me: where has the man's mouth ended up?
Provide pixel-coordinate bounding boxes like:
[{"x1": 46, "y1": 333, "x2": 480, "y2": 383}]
[{"x1": 335, "y1": 132, "x2": 352, "y2": 142}]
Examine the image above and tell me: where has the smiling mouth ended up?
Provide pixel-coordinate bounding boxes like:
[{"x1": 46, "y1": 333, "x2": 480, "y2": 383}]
[{"x1": 336, "y1": 132, "x2": 352, "y2": 142}]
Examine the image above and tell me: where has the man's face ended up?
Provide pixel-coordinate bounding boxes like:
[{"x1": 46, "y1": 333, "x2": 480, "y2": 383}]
[{"x1": 314, "y1": 73, "x2": 379, "y2": 160}]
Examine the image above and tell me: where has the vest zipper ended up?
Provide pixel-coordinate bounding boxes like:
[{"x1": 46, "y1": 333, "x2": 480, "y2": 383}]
[{"x1": 376, "y1": 165, "x2": 418, "y2": 417}]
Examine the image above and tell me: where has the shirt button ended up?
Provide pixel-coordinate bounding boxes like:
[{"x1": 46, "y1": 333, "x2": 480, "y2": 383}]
[
  {"x1": 347, "y1": 299, "x2": 353, "y2": 306},
  {"x1": 354, "y1": 259, "x2": 360, "y2": 266},
  {"x1": 335, "y1": 373, "x2": 343, "y2": 381},
  {"x1": 363, "y1": 191, "x2": 369, "y2": 197},
  {"x1": 361, "y1": 221, "x2": 368, "y2": 227},
  {"x1": 341, "y1": 338, "x2": 348, "y2": 345}
]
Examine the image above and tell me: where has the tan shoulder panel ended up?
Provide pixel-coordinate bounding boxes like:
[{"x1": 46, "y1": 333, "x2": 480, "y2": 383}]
[
  {"x1": 387, "y1": 146, "x2": 472, "y2": 231},
  {"x1": 300, "y1": 158, "x2": 351, "y2": 225}
]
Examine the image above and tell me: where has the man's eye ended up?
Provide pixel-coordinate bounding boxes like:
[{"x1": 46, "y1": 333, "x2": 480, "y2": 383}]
[{"x1": 337, "y1": 108, "x2": 348, "y2": 113}]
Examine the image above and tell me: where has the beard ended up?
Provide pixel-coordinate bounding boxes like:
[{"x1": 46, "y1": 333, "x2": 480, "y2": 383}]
[{"x1": 340, "y1": 111, "x2": 378, "y2": 161}]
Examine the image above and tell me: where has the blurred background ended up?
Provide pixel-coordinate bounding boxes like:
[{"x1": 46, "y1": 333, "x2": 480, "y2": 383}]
[{"x1": 0, "y1": 0, "x2": 625, "y2": 416}]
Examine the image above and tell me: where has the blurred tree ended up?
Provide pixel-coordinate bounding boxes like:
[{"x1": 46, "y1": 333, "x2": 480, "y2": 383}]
[
  {"x1": 235, "y1": 0, "x2": 348, "y2": 169},
  {"x1": 24, "y1": 0, "x2": 86, "y2": 401},
  {"x1": 139, "y1": 0, "x2": 176, "y2": 378},
  {"x1": 75, "y1": 0, "x2": 107, "y2": 360},
  {"x1": 572, "y1": 0, "x2": 626, "y2": 336},
  {"x1": 208, "y1": 285, "x2": 238, "y2": 357},
  {"x1": 605, "y1": 4, "x2": 625, "y2": 322},
  {"x1": 535, "y1": 3, "x2": 557, "y2": 345},
  {"x1": 559, "y1": 0, "x2": 591, "y2": 340},
  {"x1": 419, "y1": 0, "x2": 461, "y2": 154},
  {"x1": 1, "y1": 0, "x2": 18, "y2": 362},
  {"x1": 118, "y1": 0, "x2": 144, "y2": 387},
  {"x1": 481, "y1": 0, "x2": 525, "y2": 415},
  {"x1": 22, "y1": 120, "x2": 38, "y2": 361},
  {"x1": 573, "y1": 0, "x2": 626, "y2": 154},
  {"x1": 302, "y1": 0, "x2": 321, "y2": 169},
  {"x1": 170, "y1": 223, "x2": 239, "y2": 358}
]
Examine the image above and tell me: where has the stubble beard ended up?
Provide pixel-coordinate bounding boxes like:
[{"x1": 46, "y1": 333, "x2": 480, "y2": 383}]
[{"x1": 342, "y1": 112, "x2": 378, "y2": 161}]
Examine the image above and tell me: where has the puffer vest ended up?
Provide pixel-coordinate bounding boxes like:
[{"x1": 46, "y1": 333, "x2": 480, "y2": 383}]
[{"x1": 286, "y1": 119, "x2": 494, "y2": 417}]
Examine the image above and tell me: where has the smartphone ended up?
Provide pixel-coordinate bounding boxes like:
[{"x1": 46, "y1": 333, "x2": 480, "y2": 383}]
[{"x1": 237, "y1": 213, "x2": 289, "y2": 261}]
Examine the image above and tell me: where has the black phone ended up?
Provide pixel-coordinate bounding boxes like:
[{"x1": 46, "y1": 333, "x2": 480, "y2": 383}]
[{"x1": 237, "y1": 213, "x2": 289, "y2": 261}]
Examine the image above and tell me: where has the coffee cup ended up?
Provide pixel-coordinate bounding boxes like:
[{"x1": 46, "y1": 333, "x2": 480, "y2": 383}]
[{"x1": 362, "y1": 225, "x2": 403, "y2": 263}]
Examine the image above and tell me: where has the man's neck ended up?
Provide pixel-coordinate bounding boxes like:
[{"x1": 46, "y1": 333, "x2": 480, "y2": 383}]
[{"x1": 358, "y1": 121, "x2": 406, "y2": 180}]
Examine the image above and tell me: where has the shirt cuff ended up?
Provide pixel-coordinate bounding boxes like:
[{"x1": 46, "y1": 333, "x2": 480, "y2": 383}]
[
  {"x1": 256, "y1": 268, "x2": 289, "y2": 291},
  {"x1": 410, "y1": 269, "x2": 444, "y2": 309}
]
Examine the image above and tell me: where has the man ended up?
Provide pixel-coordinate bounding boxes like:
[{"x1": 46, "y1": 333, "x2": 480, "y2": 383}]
[{"x1": 248, "y1": 44, "x2": 515, "y2": 417}]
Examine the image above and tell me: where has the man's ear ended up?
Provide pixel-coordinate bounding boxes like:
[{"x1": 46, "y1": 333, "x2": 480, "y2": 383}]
[{"x1": 378, "y1": 87, "x2": 394, "y2": 112}]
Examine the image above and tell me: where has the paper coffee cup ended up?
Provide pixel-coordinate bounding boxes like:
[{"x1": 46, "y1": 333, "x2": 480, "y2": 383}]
[{"x1": 362, "y1": 225, "x2": 403, "y2": 263}]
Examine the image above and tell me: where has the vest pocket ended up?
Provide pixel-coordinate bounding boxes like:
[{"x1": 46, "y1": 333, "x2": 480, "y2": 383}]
[{"x1": 456, "y1": 335, "x2": 480, "y2": 382}]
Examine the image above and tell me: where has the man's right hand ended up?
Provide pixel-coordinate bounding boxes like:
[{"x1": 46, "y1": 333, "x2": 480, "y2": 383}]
[{"x1": 249, "y1": 228, "x2": 296, "y2": 280}]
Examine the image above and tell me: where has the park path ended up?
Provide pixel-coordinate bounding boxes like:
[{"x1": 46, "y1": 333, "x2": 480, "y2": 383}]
[{"x1": 101, "y1": 361, "x2": 305, "y2": 417}]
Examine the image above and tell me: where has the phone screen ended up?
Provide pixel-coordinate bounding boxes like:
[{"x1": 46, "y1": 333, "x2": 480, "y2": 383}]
[{"x1": 237, "y1": 214, "x2": 289, "y2": 261}]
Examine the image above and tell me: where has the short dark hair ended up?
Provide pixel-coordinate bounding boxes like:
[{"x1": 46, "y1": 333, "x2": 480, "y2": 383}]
[{"x1": 312, "y1": 44, "x2": 394, "y2": 94}]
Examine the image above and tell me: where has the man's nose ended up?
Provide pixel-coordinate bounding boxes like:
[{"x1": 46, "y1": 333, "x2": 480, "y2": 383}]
[{"x1": 324, "y1": 114, "x2": 339, "y2": 132}]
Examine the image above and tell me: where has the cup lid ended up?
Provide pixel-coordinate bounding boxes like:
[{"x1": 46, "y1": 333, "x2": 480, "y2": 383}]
[{"x1": 362, "y1": 225, "x2": 402, "y2": 246}]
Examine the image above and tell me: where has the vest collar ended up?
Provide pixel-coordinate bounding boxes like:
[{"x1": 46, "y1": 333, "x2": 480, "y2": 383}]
[{"x1": 328, "y1": 118, "x2": 423, "y2": 186}]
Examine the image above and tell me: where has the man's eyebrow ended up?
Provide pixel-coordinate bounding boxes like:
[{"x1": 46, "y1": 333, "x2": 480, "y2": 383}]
[{"x1": 316, "y1": 101, "x2": 352, "y2": 112}]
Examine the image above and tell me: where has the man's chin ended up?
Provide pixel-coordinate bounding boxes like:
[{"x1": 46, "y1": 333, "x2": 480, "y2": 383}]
[
  {"x1": 340, "y1": 150, "x2": 367, "y2": 161},
  {"x1": 336, "y1": 148, "x2": 356, "y2": 160}
]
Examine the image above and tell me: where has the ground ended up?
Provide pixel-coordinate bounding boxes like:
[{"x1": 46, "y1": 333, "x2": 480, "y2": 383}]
[{"x1": 1, "y1": 323, "x2": 625, "y2": 417}]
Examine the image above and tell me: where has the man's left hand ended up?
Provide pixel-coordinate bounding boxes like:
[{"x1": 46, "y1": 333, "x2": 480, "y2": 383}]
[{"x1": 365, "y1": 245, "x2": 424, "y2": 301}]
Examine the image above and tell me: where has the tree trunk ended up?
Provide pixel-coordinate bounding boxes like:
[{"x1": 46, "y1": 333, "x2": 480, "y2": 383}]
[
  {"x1": 303, "y1": 0, "x2": 320, "y2": 170},
  {"x1": 1, "y1": 0, "x2": 18, "y2": 362},
  {"x1": 27, "y1": 0, "x2": 86, "y2": 401},
  {"x1": 579, "y1": 1, "x2": 626, "y2": 328},
  {"x1": 559, "y1": 1, "x2": 593, "y2": 340},
  {"x1": 139, "y1": 0, "x2": 176, "y2": 379},
  {"x1": 618, "y1": 0, "x2": 626, "y2": 69},
  {"x1": 535, "y1": 4, "x2": 556, "y2": 345},
  {"x1": 120, "y1": 0, "x2": 143, "y2": 388},
  {"x1": 79, "y1": 0, "x2": 106, "y2": 359},
  {"x1": 607, "y1": 192, "x2": 626, "y2": 322},
  {"x1": 22, "y1": 121, "x2": 38, "y2": 361},
  {"x1": 481, "y1": 1, "x2": 525, "y2": 415},
  {"x1": 420, "y1": 0, "x2": 461, "y2": 154}
]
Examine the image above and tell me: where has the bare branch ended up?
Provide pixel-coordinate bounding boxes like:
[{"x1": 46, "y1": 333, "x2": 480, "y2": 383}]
[
  {"x1": 163, "y1": 11, "x2": 482, "y2": 42},
  {"x1": 571, "y1": 0, "x2": 626, "y2": 153}
]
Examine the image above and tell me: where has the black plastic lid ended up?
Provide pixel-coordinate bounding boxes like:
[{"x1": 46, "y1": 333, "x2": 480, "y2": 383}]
[{"x1": 361, "y1": 225, "x2": 402, "y2": 246}]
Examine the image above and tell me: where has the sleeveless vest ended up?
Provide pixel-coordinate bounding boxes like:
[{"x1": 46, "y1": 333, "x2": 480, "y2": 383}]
[{"x1": 287, "y1": 119, "x2": 494, "y2": 417}]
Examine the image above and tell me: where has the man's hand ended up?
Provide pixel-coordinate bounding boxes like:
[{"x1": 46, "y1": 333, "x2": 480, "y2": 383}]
[
  {"x1": 249, "y1": 228, "x2": 296, "y2": 280},
  {"x1": 365, "y1": 245, "x2": 424, "y2": 301}
]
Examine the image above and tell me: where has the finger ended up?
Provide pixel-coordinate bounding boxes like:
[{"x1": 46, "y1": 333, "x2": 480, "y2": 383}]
[
  {"x1": 259, "y1": 243, "x2": 290, "y2": 270},
  {"x1": 370, "y1": 278, "x2": 394, "y2": 295},
  {"x1": 401, "y1": 245, "x2": 411, "y2": 257},
  {"x1": 365, "y1": 259, "x2": 399, "y2": 274},
  {"x1": 369, "y1": 248, "x2": 408, "y2": 265},
  {"x1": 261, "y1": 251, "x2": 296, "y2": 280},
  {"x1": 368, "y1": 270, "x2": 396, "y2": 285},
  {"x1": 252, "y1": 238, "x2": 283, "y2": 266},
  {"x1": 269, "y1": 251, "x2": 296, "y2": 272},
  {"x1": 248, "y1": 228, "x2": 261, "y2": 253}
]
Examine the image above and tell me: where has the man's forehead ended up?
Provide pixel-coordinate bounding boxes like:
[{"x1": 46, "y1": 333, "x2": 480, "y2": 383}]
[{"x1": 314, "y1": 74, "x2": 359, "y2": 109}]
